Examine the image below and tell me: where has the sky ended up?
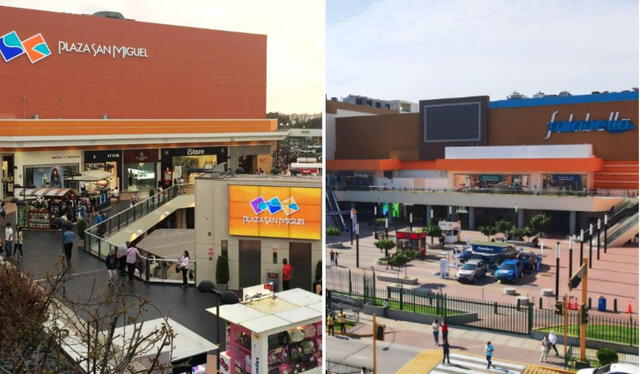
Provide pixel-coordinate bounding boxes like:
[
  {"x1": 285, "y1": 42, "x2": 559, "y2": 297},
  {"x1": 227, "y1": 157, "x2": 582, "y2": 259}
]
[
  {"x1": 327, "y1": 0, "x2": 639, "y2": 103},
  {"x1": 0, "y1": 0, "x2": 324, "y2": 114}
]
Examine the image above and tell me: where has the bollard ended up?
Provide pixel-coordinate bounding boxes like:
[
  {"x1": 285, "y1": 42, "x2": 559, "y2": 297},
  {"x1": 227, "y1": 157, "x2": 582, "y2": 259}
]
[
  {"x1": 614, "y1": 299, "x2": 618, "y2": 313},
  {"x1": 539, "y1": 297, "x2": 543, "y2": 309}
]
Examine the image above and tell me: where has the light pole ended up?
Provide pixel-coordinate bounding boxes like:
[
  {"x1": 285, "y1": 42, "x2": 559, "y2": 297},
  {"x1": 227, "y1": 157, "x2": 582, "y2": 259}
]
[
  {"x1": 555, "y1": 241, "x2": 560, "y2": 301},
  {"x1": 579, "y1": 229, "x2": 584, "y2": 262},
  {"x1": 356, "y1": 223, "x2": 360, "y2": 268},
  {"x1": 373, "y1": 205, "x2": 378, "y2": 238},
  {"x1": 589, "y1": 223, "x2": 593, "y2": 269},
  {"x1": 568, "y1": 236, "x2": 573, "y2": 282},
  {"x1": 603, "y1": 214, "x2": 608, "y2": 254},
  {"x1": 385, "y1": 217, "x2": 389, "y2": 239},
  {"x1": 409, "y1": 212, "x2": 413, "y2": 231},
  {"x1": 197, "y1": 280, "x2": 239, "y2": 373},
  {"x1": 596, "y1": 218, "x2": 601, "y2": 261}
]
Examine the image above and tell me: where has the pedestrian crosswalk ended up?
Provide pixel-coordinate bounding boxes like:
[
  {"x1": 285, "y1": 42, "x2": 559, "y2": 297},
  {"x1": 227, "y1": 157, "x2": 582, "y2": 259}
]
[{"x1": 430, "y1": 353, "x2": 526, "y2": 374}]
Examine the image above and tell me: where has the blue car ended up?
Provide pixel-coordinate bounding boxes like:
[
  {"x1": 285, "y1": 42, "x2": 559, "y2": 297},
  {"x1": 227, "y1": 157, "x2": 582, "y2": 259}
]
[{"x1": 494, "y1": 259, "x2": 524, "y2": 284}]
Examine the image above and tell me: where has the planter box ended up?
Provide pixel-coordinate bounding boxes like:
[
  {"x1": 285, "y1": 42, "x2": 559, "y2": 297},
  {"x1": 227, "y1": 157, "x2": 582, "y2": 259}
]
[
  {"x1": 384, "y1": 308, "x2": 478, "y2": 325},
  {"x1": 377, "y1": 274, "x2": 418, "y2": 285},
  {"x1": 363, "y1": 303, "x2": 387, "y2": 317}
]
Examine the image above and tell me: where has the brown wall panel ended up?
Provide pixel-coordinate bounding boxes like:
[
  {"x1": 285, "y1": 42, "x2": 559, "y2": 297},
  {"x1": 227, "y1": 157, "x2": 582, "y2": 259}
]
[{"x1": 0, "y1": 6, "x2": 266, "y2": 119}]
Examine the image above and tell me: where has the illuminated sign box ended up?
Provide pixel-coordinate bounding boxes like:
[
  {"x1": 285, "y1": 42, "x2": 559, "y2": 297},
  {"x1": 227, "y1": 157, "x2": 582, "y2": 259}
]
[{"x1": 229, "y1": 185, "x2": 321, "y2": 240}]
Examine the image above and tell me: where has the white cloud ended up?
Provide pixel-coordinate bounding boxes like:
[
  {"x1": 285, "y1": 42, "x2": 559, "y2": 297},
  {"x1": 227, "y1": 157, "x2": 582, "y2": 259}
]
[
  {"x1": 327, "y1": 0, "x2": 639, "y2": 102},
  {"x1": 0, "y1": 0, "x2": 324, "y2": 113}
]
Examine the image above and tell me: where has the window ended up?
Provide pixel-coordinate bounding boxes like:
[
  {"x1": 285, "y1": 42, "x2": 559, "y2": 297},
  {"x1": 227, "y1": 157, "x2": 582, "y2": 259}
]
[{"x1": 375, "y1": 102, "x2": 381, "y2": 108}]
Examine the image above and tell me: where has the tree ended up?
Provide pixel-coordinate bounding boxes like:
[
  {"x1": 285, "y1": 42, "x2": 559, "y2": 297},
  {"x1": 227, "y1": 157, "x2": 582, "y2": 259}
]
[
  {"x1": 0, "y1": 260, "x2": 176, "y2": 373},
  {"x1": 522, "y1": 226, "x2": 535, "y2": 239},
  {"x1": 424, "y1": 225, "x2": 442, "y2": 244},
  {"x1": 494, "y1": 220, "x2": 511, "y2": 238},
  {"x1": 596, "y1": 347, "x2": 618, "y2": 365},
  {"x1": 507, "y1": 226, "x2": 526, "y2": 241},
  {"x1": 326, "y1": 226, "x2": 341, "y2": 236},
  {"x1": 479, "y1": 225, "x2": 498, "y2": 240},
  {"x1": 529, "y1": 213, "x2": 551, "y2": 237},
  {"x1": 374, "y1": 239, "x2": 395, "y2": 259},
  {"x1": 216, "y1": 255, "x2": 230, "y2": 285}
]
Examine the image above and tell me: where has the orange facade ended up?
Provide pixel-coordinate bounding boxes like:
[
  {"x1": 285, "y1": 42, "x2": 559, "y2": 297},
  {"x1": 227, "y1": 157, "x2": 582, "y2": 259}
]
[{"x1": 0, "y1": 6, "x2": 266, "y2": 119}]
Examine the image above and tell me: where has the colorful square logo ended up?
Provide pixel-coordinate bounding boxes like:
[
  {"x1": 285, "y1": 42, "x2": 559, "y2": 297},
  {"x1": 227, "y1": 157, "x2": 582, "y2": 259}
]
[
  {"x1": 0, "y1": 31, "x2": 25, "y2": 62},
  {"x1": 21, "y1": 33, "x2": 51, "y2": 63},
  {"x1": 250, "y1": 196, "x2": 267, "y2": 214},
  {"x1": 266, "y1": 197, "x2": 282, "y2": 215}
]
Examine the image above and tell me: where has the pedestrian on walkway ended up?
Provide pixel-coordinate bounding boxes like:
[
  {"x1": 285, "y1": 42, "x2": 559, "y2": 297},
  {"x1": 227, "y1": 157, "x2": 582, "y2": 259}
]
[
  {"x1": 548, "y1": 330, "x2": 559, "y2": 356},
  {"x1": 0, "y1": 201, "x2": 6, "y2": 227},
  {"x1": 105, "y1": 248, "x2": 119, "y2": 285},
  {"x1": 117, "y1": 242, "x2": 128, "y2": 275},
  {"x1": 282, "y1": 258, "x2": 293, "y2": 290},
  {"x1": 540, "y1": 335, "x2": 550, "y2": 363},
  {"x1": 14, "y1": 226, "x2": 24, "y2": 258},
  {"x1": 327, "y1": 313, "x2": 335, "y2": 336},
  {"x1": 180, "y1": 250, "x2": 190, "y2": 288},
  {"x1": 62, "y1": 226, "x2": 74, "y2": 267},
  {"x1": 330, "y1": 249, "x2": 335, "y2": 266},
  {"x1": 432, "y1": 319, "x2": 440, "y2": 346},
  {"x1": 334, "y1": 251, "x2": 339, "y2": 267},
  {"x1": 485, "y1": 341, "x2": 494, "y2": 369},
  {"x1": 442, "y1": 341, "x2": 451, "y2": 365},
  {"x1": 441, "y1": 321, "x2": 449, "y2": 344},
  {"x1": 4, "y1": 222, "x2": 13, "y2": 258},
  {"x1": 338, "y1": 310, "x2": 347, "y2": 334},
  {"x1": 126, "y1": 244, "x2": 140, "y2": 281}
]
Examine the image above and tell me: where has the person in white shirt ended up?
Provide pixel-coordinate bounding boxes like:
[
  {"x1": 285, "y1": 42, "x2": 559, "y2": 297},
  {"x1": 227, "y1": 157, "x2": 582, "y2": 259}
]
[
  {"x1": 548, "y1": 331, "x2": 559, "y2": 356},
  {"x1": 4, "y1": 222, "x2": 13, "y2": 258},
  {"x1": 179, "y1": 250, "x2": 190, "y2": 288},
  {"x1": 432, "y1": 319, "x2": 440, "y2": 346}
]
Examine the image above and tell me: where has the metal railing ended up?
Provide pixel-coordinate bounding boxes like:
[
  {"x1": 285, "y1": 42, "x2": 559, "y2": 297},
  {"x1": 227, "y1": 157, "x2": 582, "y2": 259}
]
[
  {"x1": 327, "y1": 361, "x2": 371, "y2": 374},
  {"x1": 83, "y1": 183, "x2": 196, "y2": 285}
]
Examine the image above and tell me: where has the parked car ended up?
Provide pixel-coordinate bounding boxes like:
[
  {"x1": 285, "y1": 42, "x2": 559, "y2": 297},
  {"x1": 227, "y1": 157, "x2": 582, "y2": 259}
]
[
  {"x1": 516, "y1": 251, "x2": 537, "y2": 273},
  {"x1": 456, "y1": 259, "x2": 488, "y2": 284},
  {"x1": 577, "y1": 363, "x2": 639, "y2": 374},
  {"x1": 494, "y1": 259, "x2": 524, "y2": 284}
]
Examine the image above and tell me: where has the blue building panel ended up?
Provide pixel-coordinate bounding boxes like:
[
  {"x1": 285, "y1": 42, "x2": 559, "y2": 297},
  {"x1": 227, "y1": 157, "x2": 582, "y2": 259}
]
[{"x1": 489, "y1": 91, "x2": 638, "y2": 109}]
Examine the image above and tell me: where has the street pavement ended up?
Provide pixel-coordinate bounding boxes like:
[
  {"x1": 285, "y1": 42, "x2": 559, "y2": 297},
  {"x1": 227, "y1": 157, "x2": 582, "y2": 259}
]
[{"x1": 327, "y1": 223, "x2": 638, "y2": 316}]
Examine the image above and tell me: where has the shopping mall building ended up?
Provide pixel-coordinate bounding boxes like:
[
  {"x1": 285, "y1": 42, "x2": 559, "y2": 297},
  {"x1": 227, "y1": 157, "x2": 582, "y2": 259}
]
[
  {"x1": 327, "y1": 91, "x2": 638, "y2": 235},
  {"x1": 0, "y1": 6, "x2": 283, "y2": 198}
]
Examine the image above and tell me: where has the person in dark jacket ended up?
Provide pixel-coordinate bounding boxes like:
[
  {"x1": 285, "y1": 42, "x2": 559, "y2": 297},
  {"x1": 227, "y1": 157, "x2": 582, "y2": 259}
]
[
  {"x1": 442, "y1": 341, "x2": 451, "y2": 365},
  {"x1": 106, "y1": 248, "x2": 119, "y2": 285}
]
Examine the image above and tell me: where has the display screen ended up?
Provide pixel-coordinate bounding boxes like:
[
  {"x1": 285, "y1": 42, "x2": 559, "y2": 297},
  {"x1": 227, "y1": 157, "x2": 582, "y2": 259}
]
[
  {"x1": 24, "y1": 164, "x2": 79, "y2": 189},
  {"x1": 423, "y1": 102, "x2": 482, "y2": 142},
  {"x1": 229, "y1": 185, "x2": 321, "y2": 240}
]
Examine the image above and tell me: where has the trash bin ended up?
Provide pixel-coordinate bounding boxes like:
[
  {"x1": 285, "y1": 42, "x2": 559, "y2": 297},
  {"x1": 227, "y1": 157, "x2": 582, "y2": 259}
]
[
  {"x1": 598, "y1": 296, "x2": 607, "y2": 312},
  {"x1": 376, "y1": 324, "x2": 385, "y2": 340}
]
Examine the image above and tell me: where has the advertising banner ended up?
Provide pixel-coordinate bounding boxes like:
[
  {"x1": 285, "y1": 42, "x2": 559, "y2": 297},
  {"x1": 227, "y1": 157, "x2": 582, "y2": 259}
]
[{"x1": 229, "y1": 185, "x2": 321, "y2": 240}]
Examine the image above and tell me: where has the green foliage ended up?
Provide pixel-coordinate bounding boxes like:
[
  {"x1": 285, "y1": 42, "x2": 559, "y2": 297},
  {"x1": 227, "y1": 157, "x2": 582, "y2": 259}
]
[
  {"x1": 507, "y1": 226, "x2": 526, "y2": 241},
  {"x1": 271, "y1": 167, "x2": 281, "y2": 175},
  {"x1": 530, "y1": 213, "x2": 551, "y2": 236},
  {"x1": 326, "y1": 226, "x2": 341, "y2": 236},
  {"x1": 426, "y1": 225, "x2": 443, "y2": 240},
  {"x1": 596, "y1": 347, "x2": 618, "y2": 365},
  {"x1": 479, "y1": 225, "x2": 498, "y2": 240},
  {"x1": 215, "y1": 255, "x2": 230, "y2": 284},
  {"x1": 76, "y1": 219, "x2": 87, "y2": 236},
  {"x1": 522, "y1": 226, "x2": 535, "y2": 238},
  {"x1": 375, "y1": 218, "x2": 386, "y2": 225},
  {"x1": 387, "y1": 250, "x2": 419, "y2": 267},
  {"x1": 494, "y1": 219, "x2": 512, "y2": 236},
  {"x1": 148, "y1": 188, "x2": 156, "y2": 197},
  {"x1": 374, "y1": 239, "x2": 396, "y2": 251}
]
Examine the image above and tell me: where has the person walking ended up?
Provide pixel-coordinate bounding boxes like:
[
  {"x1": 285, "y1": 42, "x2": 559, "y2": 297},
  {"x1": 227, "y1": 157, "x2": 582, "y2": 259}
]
[
  {"x1": 4, "y1": 222, "x2": 13, "y2": 258},
  {"x1": 14, "y1": 226, "x2": 24, "y2": 258},
  {"x1": 334, "y1": 251, "x2": 339, "y2": 267},
  {"x1": 105, "y1": 248, "x2": 119, "y2": 285},
  {"x1": 432, "y1": 319, "x2": 440, "y2": 346},
  {"x1": 180, "y1": 250, "x2": 190, "y2": 288},
  {"x1": 485, "y1": 341, "x2": 494, "y2": 369},
  {"x1": 338, "y1": 310, "x2": 347, "y2": 335},
  {"x1": 125, "y1": 244, "x2": 140, "y2": 281},
  {"x1": 117, "y1": 241, "x2": 129, "y2": 275},
  {"x1": 0, "y1": 201, "x2": 6, "y2": 227},
  {"x1": 327, "y1": 313, "x2": 335, "y2": 336},
  {"x1": 329, "y1": 249, "x2": 335, "y2": 267},
  {"x1": 540, "y1": 335, "x2": 550, "y2": 362},
  {"x1": 548, "y1": 330, "x2": 559, "y2": 357},
  {"x1": 282, "y1": 258, "x2": 293, "y2": 290},
  {"x1": 442, "y1": 341, "x2": 451, "y2": 365},
  {"x1": 62, "y1": 226, "x2": 74, "y2": 267},
  {"x1": 441, "y1": 321, "x2": 449, "y2": 344}
]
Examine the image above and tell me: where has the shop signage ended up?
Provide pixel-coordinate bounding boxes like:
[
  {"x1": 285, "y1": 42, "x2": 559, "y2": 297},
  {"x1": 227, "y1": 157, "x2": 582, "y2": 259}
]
[
  {"x1": 552, "y1": 174, "x2": 581, "y2": 183},
  {"x1": 0, "y1": 30, "x2": 148, "y2": 64},
  {"x1": 162, "y1": 146, "x2": 226, "y2": 157},
  {"x1": 544, "y1": 111, "x2": 635, "y2": 139},
  {"x1": 124, "y1": 149, "x2": 159, "y2": 163},
  {"x1": 242, "y1": 283, "x2": 274, "y2": 303},
  {"x1": 85, "y1": 150, "x2": 122, "y2": 162},
  {"x1": 229, "y1": 185, "x2": 321, "y2": 240}
]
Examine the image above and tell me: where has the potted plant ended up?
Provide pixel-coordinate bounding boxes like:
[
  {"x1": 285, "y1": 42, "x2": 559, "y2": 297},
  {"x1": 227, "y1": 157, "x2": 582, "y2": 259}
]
[{"x1": 216, "y1": 255, "x2": 230, "y2": 291}]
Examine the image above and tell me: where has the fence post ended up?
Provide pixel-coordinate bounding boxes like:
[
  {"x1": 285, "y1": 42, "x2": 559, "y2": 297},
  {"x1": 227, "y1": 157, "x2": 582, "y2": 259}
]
[
  {"x1": 436, "y1": 293, "x2": 440, "y2": 315},
  {"x1": 494, "y1": 302, "x2": 498, "y2": 315},
  {"x1": 363, "y1": 273, "x2": 367, "y2": 304},
  {"x1": 443, "y1": 294, "x2": 447, "y2": 320},
  {"x1": 348, "y1": 269, "x2": 352, "y2": 296},
  {"x1": 527, "y1": 303, "x2": 533, "y2": 334},
  {"x1": 372, "y1": 270, "x2": 376, "y2": 299},
  {"x1": 539, "y1": 297, "x2": 543, "y2": 310},
  {"x1": 387, "y1": 286, "x2": 391, "y2": 301},
  {"x1": 413, "y1": 289, "x2": 416, "y2": 313}
]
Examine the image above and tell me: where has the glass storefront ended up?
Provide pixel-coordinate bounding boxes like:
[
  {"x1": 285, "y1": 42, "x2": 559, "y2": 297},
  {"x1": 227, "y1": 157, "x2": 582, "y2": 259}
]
[
  {"x1": 542, "y1": 174, "x2": 586, "y2": 191},
  {"x1": 453, "y1": 174, "x2": 529, "y2": 191},
  {"x1": 123, "y1": 149, "x2": 159, "y2": 192},
  {"x1": 161, "y1": 147, "x2": 227, "y2": 186}
]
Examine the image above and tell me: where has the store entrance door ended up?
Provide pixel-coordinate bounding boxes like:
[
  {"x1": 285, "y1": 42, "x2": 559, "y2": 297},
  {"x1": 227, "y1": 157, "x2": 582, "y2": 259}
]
[
  {"x1": 289, "y1": 242, "x2": 312, "y2": 291},
  {"x1": 238, "y1": 240, "x2": 261, "y2": 288}
]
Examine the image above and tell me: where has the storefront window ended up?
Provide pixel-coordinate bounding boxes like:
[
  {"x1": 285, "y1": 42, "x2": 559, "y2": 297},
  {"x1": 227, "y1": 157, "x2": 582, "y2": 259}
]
[
  {"x1": 542, "y1": 174, "x2": 585, "y2": 191},
  {"x1": 268, "y1": 322, "x2": 322, "y2": 374},
  {"x1": 24, "y1": 164, "x2": 79, "y2": 189},
  {"x1": 125, "y1": 163, "x2": 156, "y2": 192},
  {"x1": 453, "y1": 174, "x2": 529, "y2": 191}
]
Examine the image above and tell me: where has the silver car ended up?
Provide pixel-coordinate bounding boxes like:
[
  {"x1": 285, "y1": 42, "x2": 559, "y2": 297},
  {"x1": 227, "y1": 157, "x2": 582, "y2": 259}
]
[{"x1": 456, "y1": 259, "x2": 488, "y2": 284}]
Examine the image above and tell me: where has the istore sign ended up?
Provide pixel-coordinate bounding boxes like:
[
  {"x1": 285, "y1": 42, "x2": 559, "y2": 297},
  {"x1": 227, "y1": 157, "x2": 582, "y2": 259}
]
[{"x1": 0, "y1": 30, "x2": 149, "y2": 64}]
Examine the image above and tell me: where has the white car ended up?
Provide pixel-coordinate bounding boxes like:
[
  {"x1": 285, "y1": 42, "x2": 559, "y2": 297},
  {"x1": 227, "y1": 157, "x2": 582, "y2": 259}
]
[{"x1": 577, "y1": 363, "x2": 639, "y2": 374}]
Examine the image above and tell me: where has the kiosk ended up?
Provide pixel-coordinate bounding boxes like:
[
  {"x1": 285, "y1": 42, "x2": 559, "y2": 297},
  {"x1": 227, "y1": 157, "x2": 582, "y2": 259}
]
[
  {"x1": 438, "y1": 221, "x2": 462, "y2": 244},
  {"x1": 19, "y1": 188, "x2": 77, "y2": 229},
  {"x1": 208, "y1": 287, "x2": 322, "y2": 374},
  {"x1": 396, "y1": 229, "x2": 427, "y2": 251}
]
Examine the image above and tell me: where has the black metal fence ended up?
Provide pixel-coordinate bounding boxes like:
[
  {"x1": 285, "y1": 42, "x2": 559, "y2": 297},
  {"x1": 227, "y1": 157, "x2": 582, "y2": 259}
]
[
  {"x1": 326, "y1": 361, "x2": 371, "y2": 374},
  {"x1": 328, "y1": 267, "x2": 638, "y2": 345}
]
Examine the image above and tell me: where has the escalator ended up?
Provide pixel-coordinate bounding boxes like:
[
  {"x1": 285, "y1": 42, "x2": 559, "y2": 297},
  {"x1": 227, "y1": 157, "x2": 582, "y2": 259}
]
[
  {"x1": 326, "y1": 189, "x2": 347, "y2": 231},
  {"x1": 602, "y1": 198, "x2": 638, "y2": 247}
]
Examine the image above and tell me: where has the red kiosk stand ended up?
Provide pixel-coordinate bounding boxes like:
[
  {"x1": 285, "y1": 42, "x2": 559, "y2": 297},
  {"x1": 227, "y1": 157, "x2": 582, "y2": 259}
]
[
  {"x1": 396, "y1": 229, "x2": 427, "y2": 255},
  {"x1": 208, "y1": 286, "x2": 322, "y2": 374}
]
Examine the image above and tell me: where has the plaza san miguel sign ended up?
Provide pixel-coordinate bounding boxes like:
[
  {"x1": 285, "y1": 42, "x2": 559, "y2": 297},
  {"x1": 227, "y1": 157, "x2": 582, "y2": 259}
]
[
  {"x1": 58, "y1": 40, "x2": 149, "y2": 59},
  {"x1": 544, "y1": 110, "x2": 635, "y2": 139}
]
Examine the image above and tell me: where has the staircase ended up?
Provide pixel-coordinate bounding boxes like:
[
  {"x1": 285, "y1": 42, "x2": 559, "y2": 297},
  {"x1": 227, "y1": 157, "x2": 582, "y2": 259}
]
[
  {"x1": 430, "y1": 353, "x2": 525, "y2": 374},
  {"x1": 326, "y1": 189, "x2": 347, "y2": 231},
  {"x1": 594, "y1": 161, "x2": 638, "y2": 191}
]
